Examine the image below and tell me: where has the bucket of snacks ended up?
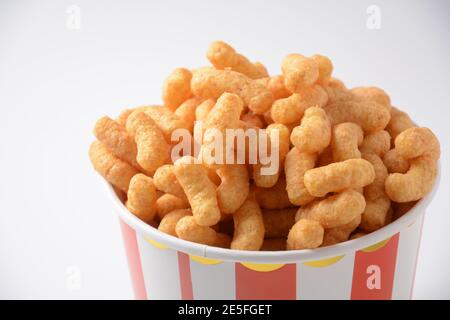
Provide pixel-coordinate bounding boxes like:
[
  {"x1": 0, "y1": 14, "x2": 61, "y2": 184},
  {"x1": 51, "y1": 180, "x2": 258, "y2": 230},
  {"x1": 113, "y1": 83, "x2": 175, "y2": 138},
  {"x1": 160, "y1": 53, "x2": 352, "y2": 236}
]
[{"x1": 89, "y1": 41, "x2": 441, "y2": 300}]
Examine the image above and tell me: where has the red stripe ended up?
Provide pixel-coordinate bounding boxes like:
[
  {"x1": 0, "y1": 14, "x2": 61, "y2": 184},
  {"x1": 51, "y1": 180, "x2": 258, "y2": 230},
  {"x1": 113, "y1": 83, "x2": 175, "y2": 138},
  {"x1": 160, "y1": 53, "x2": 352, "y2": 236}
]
[
  {"x1": 119, "y1": 219, "x2": 147, "y2": 300},
  {"x1": 177, "y1": 252, "x2": 193, "y2": 300},
  {"x1": 409, "y1": 216, "x2": 425, "y2": 299},
  {"x1": 351, "y1": 233, "x2": 399, "y2": 300},
  {"x1": 235, "y1": 264, "x2": 296, "y2": 300}
]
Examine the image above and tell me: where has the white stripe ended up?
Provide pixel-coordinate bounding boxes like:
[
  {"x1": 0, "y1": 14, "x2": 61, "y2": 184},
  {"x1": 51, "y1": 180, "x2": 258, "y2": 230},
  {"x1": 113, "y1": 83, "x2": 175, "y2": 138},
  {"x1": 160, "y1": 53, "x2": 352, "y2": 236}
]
[
  {"x1": 392, "y1": 215, "x2": 424, "y2": 300},
  {"x1": 136, "y1": 234, "x2": 181, "y2": 300},
  {"x1": 297, "y1": 253, "x2": 355, "y2": 300},
  {"x1": 190, "y1": 259, "x2": 235, "y2": 299}
]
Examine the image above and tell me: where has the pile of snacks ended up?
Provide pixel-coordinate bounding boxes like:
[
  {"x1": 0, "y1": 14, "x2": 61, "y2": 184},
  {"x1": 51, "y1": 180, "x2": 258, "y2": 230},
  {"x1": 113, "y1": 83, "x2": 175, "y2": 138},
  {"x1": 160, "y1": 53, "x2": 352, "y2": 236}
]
[{"x1": 89, "y1": 41, "x2": 440, "y2": 251}]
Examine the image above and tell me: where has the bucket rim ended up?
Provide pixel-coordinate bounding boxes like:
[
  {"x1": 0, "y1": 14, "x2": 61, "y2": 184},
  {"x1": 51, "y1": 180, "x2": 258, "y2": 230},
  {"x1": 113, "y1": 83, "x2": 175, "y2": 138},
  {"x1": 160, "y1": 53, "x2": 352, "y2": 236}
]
[{"x1": 107, "y1": 164, "x2": 440, "y2": 263}]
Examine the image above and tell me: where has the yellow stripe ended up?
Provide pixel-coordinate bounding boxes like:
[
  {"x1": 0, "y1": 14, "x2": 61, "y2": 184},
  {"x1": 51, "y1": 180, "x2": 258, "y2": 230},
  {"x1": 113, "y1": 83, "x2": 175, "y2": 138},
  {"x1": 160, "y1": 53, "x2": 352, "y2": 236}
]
[
  {"x1": 240, "y1": 262, "x2": 285, "y2": 272},
  {"x1": 144, "y1": 236, "x2": 169, "y2": 250},
  {"x1": 189, "y1": 255, "x2": 223, "y2": 265},
  {"x1": 303, "y1": 255, "x2": 344, "y2": 268},
  {"x1": 407, "y1": 220, "x2": 416, "y2": 228},
  {"x1": 361, "y1": 237, "x2": 391, "y2": 253}
]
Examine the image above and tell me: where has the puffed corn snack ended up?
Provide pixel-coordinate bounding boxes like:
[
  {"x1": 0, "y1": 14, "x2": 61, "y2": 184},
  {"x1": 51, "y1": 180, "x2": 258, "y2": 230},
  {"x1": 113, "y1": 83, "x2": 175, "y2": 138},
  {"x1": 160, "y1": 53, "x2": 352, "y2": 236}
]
[{"x1": 90, "y1": 41, "x2": 440, "y2": 251}]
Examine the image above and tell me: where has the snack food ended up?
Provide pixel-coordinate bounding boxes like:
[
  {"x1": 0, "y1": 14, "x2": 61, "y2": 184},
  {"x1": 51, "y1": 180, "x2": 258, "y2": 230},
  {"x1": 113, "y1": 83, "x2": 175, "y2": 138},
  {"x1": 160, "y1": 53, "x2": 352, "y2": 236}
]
[
  {"x1": 331, "y1": 122, "x2": 363, "y2": 162},
  {"x1": 142, "y1": 105, "x2": 191, "y2": 139},
  {"x1": 191, "y1": 67, "x2": 273, "y2": 114},
  {"x1": 253, "y1": 123, "x2": 290, "y2": 188},
  {"x1": 173, "y1": 156, "x2": 221, "y2": 226},
  {"x1": 216, "y1": 165, "x2": 249, "y2": 214},
  {"x1": 195, "y1": 99, "x2": 215, "y2": 122},
  {"x1": 323, "y1": 100, "x2": 391, "y2": 132},
  {"x1": 385, "y1": 127, "x2": 440, "y2": 202},
  {"x1": 116, "y1": 108, "x2": 134, "y2": 126},
  {"x1": 207, "y1": 41, "x2": 267, "y2": 79},
  {"x1": 241, "y1": 112, "x2": 264, "y2": 128},
  {"x1": 311, "y1": 54, "x2": 333, "y2": 86},
  {"x1": 360, "y1": 153, "x2": 391, "y2": 232},
  {"x1": 89, "y1": 141, "x2": 139, "y2": 193},
  {"x1": 126, "y1": 173, "x2": 157, "y2": 223},
  {"x1": 156, "y1": 193, "x2": 189, "y2": 219},
  {"x1": 175, "y1": 216, "x2": 231, "y2": 248},
  {"x1": 290, "y1": 106, "x2": 331, "y2": 154},
  {"x1": 256, "y1": 75, "x2": 291, "y2": 100},
  {"x1": 162, "y1": 68, "x2": 193, "y2": 111},
  {"x1": 296, "y1": 190, "x2": 366, "y2": 229},
  {"x1": 204, "y1": 92, "x2": 243, "y2": 130},
  {"x1": 303, "y1": 159, "x2": 376, "y2": 197},
  {"x1": 383, "y1": 149, "x2": 410, "y2": 173},
  {"x1": 158, "y1": 209, "x2": 192, "y2": 236},
  {"x1": 386, "y1": 106, "x2": 415, "y2": 141},
  {"x1": 126, "y1": 111, "x2": 170, "y2": 174},
  {"x1": 350, "y1": 86, "x2": 391, "y2": 109},
  {"x1": 254, "y1": 177, "x2": 293, "y2": 210},
  {"x1": 359, "y1": 130, "x2": 391, "y2": 157},
  {"x1": 281, "y1": 54, "x2": 319, "y2": 93},
  {"x1": 394, "y1": 127, "x2": 440, "y2": 160},
  {"x1": 262, "y1": 208, "x2": 297, "y2": 238},
  {"x1": 230, "y1": 196, "x2": 265, "y2": 250},
  {"x1": 174, "y1": 97, "x2": 203, "y2": 132},
  {"x1": 153, "y1": 164, "x2": 188, "y2": 202},
  {"x1": 322, "y1": 214, "x2": 362, "y2": 246},
  {"x1": 284, "y1": 148, "x2": 316, "y2": 205},
  {"x1": 287, "y1": 219, "x2": 324, "y2": 250},
  {"x1": 271, "y1": 85, "x2": 328, "y2": 124},
  {"x1": 385, "y1": 155, "x2": 438, "y2": 202},
  {"x1": 89, "y1": 41, "x2": 440, "y2": 251},
  {"x1": 94, "y1": 116, "x2": 141, "y2": 170}
]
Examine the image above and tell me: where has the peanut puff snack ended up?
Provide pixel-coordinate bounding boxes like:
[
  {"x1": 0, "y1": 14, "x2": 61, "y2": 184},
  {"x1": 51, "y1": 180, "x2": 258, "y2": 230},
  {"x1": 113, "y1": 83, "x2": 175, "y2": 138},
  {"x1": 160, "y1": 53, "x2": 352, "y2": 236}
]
[{"x1": 90, "y1": 41, "x2": 440, "y2": 251}]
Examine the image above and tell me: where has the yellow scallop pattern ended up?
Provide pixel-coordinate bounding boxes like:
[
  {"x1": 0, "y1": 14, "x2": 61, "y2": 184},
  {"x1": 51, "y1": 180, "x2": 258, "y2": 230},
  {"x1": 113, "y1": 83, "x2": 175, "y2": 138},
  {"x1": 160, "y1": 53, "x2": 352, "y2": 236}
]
[
  {"x1": 144, "y1": 236, "x2": 169, "y2": 250},
  {"x1": 303, "y1": 255, "x2": 344, "y2": 267},
  {"x1": 189, "y1": 255, "x2": 223, "y2": 265},
  {"x1": 361, "y1": 237, "x2": 391, "y2": 253}
]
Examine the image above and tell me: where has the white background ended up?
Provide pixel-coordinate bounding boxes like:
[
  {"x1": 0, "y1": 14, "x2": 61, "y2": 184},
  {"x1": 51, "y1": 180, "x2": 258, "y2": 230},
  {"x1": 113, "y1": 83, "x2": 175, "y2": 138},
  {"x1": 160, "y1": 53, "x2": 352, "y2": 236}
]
[{"x1": 0, "y1": 0, "x2": 449, "y2": 299}]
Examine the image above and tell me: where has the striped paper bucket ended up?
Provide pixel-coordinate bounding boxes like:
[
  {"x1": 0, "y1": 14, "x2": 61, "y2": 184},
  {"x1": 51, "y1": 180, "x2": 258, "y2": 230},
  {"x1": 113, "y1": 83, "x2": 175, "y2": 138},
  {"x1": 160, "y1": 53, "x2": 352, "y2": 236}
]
[{"x1": 108, "y1": 170, "x2": 439, "y2": 300}]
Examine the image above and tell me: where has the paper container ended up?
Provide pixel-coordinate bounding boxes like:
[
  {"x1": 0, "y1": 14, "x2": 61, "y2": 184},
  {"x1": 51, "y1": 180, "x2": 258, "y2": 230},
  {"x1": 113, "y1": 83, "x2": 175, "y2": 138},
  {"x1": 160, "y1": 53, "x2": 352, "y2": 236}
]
[{"x1": 108, "y1": 168, "x2": 439, "y2": 300}]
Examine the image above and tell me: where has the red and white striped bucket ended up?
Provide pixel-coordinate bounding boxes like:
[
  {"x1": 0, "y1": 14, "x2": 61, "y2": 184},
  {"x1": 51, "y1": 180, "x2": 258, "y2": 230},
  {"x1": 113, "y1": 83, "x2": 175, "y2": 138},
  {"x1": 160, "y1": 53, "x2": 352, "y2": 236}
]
[{"x1": 108, "y1": 170, "x2": 439, "y2": 300}]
